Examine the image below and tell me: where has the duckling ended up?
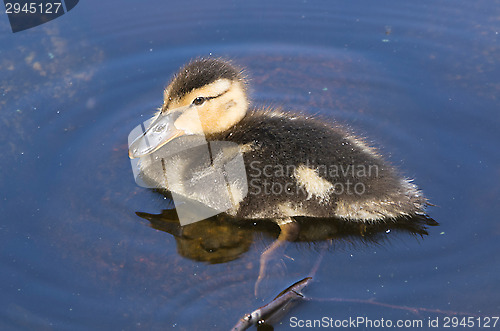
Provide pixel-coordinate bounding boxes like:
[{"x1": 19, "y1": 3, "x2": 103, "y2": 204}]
[{"x1": 129, "y1": 58, "x2": 431, "y2": 293}]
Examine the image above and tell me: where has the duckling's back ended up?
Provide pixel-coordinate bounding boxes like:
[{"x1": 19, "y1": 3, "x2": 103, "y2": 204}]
[{"x1": 211, "y1": 109, "x2": 427, "y2": 222}]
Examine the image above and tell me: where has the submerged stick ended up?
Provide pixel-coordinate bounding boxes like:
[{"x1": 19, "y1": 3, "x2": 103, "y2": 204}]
[{"x1": 231, "y1": 277, "x2": 313, "y2": 331}]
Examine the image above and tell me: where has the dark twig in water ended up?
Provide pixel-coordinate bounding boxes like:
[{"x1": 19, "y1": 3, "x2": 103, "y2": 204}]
[
  {"x1": 231, "y1": 243, "x2": 329, "y2": 330},
  {"x1": 231, "y1": 277, "x2": 313, "y2": 331}
]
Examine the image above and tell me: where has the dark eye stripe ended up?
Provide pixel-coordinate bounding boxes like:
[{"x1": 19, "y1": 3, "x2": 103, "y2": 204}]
[{"x1": 191, "y1": 89, "x2": 230, "y2": 106}]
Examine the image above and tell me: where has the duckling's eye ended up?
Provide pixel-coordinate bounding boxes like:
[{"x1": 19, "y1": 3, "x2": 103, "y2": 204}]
[{"x1": 192, "y1": 97, "x2": 206, "y2": 106}]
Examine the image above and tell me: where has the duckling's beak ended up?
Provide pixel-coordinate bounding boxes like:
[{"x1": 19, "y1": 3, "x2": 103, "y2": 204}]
[{"x1": 128, "y1": 109, "x2": 186, "y2": 159}]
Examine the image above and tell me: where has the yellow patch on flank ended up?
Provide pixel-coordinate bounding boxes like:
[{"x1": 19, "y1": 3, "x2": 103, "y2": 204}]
[
  {"x1": 293, "y1": 165, "x2": 333, "y2": 202},
  {"x1": 335, "y1": 199, "x2": 406, "y2": 222},
  {"x1": 278, "y1": 202, "x2": 308, "y2": 217}
]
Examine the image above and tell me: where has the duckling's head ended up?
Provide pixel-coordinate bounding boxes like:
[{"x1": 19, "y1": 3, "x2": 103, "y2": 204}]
[{"x1": 129, "y1": 58, "x2": 248, "y2": 158}]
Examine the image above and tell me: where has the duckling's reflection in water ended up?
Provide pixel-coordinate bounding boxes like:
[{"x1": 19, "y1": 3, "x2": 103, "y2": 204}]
[
  {"x1": 136, "y1": 207, "x2": 437, "y2": 267},
  {"x1": 136, "y1": 208, "x2": 254, "y2": 264}
]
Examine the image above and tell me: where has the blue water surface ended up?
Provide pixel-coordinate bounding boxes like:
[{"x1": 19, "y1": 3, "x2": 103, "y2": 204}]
[{"x1": 1, "y1": 0, "x2": 499, "y2": 330}]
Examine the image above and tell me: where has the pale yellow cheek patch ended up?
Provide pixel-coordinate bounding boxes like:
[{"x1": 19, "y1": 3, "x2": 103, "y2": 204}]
[
  {"x1": 174, "y1": 79, "x2": 232, "y2": 109},
  {"x1": 294, "y1": 165, "x2": 333, "y2": 202},
  {"x1": 174, "y1": 108, "x2": 204, "y2": 135},
  {"x1": 199, "y1": 82, "x2": 247, "y2": 134},
  {"x1": 192, "y1": 79, "x2": 231, "y2": 99}
]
